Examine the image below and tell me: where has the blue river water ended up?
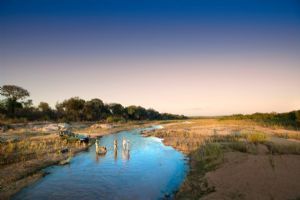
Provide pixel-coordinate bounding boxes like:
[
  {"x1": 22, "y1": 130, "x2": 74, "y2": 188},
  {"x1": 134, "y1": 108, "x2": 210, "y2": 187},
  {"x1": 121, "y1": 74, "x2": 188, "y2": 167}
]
[{"x1": 13, "y1": 126, "x2": 188, "y2": 200}]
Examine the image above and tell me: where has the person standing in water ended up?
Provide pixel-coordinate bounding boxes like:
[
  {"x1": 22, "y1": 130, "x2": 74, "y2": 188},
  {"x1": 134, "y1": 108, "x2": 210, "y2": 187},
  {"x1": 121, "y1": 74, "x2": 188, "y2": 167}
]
[
  {"x1": 122, "y1": 138, "x2": 130, "y2": 160},
  {"x1": 113, "y1": 139, "x2": 118, "y2": 160},
  {"x1": 114, "y1": 139, "x2": 118, "y2": 150},
  {"x1": 122, "y1": 138, "x2": 127, "y2": 149},
  {"x1": 95, "y1": 138, "x2": 99, "y2": 152}
]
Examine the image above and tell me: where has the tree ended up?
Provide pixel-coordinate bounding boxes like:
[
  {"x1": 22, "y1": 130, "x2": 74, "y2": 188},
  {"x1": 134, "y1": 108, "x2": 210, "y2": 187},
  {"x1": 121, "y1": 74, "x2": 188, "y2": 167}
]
[
  {"x1": 83, "y1": 98, "x2": 105, "y2": 121},
  {"x1": 108, "y1": 103, "x2": 124, "y2": 116},
  {"x1": 125, "y1": 105, "x2": 148, "y2": 120},
  {"x1": 146, "y1": 108, "x2": 161, "y2": 120},
  {"x1": 126, "y1": 105, "x2": 138, "y2": 120},
  {"x1": 38, "y1": 102, "x2": 51, "y2": 112},
  {"x1": 0, "y1": 85, "x2": 30, "y2": 115},
  {"x1": 135, "y1": 106, "x2": 148, "y2": 120},
  {"x1": 0, "y1": 85, "x2": 187, "y2": 122},
  {"x1": 23, "y1": 99, "x2": 33, "y2": 108},
  {"x1": 295, "y1": 110, "x2": 300, "y2": 128},
  {"x1": 38, "y1": 102, "x2": 55, "y2": 120},
  {"x1": 0, "y1": 85, "x2": 30, "y2": 100},
  {"x1": 0, "y1": 100, "x2": 5, "y2": 115},
  {"x1": 57, "y1": 97, "x2": 85, "y2": 121}
]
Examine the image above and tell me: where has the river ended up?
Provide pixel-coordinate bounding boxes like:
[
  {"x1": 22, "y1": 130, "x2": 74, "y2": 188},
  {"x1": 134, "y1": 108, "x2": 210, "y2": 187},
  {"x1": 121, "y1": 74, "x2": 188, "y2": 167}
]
[{"x1": 13, "y1": 126, "x2": 188, "y2": 200}]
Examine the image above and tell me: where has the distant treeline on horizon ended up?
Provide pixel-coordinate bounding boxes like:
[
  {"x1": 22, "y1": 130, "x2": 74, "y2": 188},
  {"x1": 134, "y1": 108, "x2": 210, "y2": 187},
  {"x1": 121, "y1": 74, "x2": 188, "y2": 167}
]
[
  {"x1": 220, "y1": 111, "x2": 300, "y2": 130},
  {"x1": 0, "y1": 85, "x2": 186, "y2": 123}
]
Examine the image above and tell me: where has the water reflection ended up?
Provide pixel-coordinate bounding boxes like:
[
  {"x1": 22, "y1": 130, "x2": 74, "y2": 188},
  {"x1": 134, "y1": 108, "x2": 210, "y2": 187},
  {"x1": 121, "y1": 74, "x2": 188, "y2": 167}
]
[
  {"x1": 122, "y1": 148, "x2": 130, "y2": 161},
  {"x1": 114, "y1": 148, "x2": 118, "y2": 160},
  {"x1": 114, "y1": 139, "x2": 118, "y2": 150},
  {"x1": 13, "y1": 126, "x2": 187, "y2": 200}
]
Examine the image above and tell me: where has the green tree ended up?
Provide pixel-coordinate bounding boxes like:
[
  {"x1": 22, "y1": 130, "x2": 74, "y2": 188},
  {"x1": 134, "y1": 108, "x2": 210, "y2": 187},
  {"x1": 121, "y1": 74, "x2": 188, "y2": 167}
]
[
  {"x1": 38, "y1": 102, "x2": 54, "y2": 120},
  {"x1": 108, "y1": 103, "x2": 124, "y2": 116},
  {"x1": 146, "y1": 108, "x2": 160, "y2": 120},
  {"x1": 38, "y1": 102, "x2": 51, "y2": 112},
  {"x1": 23, "y1": 99, "x2": 33, "y2": 108},
  {"x1": 83, "y1": 98, "x2": 106, "y2": 121},
  {"x1": 57, "y1": 97, "x2": 85, "y2": 121},
  {"x1": 125, "y1": 105, "x2": 148, "y2": 120},
  {"x1": 0, "y1": 99, "x2": 6, "y2": 115},
  {"x1": 295, "y1": 110, "x2": 300, "y2": 128},
  {"x1": 0, "y1": 85, "x2": 30, "y2": 115},
  {"x1": 126, "y1": 105, "x2": 138, "y2": 120}
]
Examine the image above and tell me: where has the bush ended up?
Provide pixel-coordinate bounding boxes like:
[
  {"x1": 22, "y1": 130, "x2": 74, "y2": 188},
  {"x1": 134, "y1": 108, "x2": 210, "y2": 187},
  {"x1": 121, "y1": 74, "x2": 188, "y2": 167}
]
[
  {"x1": 106, "y1": 116, "x2": 126, "y2": 123},
  {"x1": 246, "y1": 132, "x2": 267, "y2": 144}
]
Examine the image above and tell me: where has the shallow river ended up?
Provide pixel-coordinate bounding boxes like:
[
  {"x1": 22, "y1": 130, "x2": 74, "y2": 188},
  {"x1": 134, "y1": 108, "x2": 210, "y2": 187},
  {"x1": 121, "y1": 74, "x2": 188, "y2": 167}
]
[{"x1": 13, "y1": 126, "x2": 188, "y2": 200}]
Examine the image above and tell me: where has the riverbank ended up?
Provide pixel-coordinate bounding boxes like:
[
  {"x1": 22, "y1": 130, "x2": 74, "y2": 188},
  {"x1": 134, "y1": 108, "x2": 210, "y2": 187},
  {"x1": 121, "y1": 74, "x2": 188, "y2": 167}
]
[
  {"x1": 144, "y1": 119, "x2": 300, "y2": 200},
  {"x1": 0, "y1": 121, "x2": 162, "y2": 200}
]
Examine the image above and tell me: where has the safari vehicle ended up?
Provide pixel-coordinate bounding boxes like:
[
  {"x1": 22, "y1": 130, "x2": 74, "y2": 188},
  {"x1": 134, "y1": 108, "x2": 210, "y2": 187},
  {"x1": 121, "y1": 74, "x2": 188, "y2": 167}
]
[{"x1": 59, "y1": 132, "x2": 89, "y2": 144}]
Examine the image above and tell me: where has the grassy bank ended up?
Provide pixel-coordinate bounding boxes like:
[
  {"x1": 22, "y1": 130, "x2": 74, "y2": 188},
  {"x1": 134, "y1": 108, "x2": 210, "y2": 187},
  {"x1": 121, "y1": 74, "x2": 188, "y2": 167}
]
[{"x1": 0, "y1": 134, "x2": 93, "y2": 200}]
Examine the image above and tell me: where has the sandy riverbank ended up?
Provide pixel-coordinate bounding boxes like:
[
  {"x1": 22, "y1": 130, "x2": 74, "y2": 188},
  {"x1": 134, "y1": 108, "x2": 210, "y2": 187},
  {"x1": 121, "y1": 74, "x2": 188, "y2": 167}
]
[{"x1": 144, "y1": 119, "x2": 300, "y2": 200}]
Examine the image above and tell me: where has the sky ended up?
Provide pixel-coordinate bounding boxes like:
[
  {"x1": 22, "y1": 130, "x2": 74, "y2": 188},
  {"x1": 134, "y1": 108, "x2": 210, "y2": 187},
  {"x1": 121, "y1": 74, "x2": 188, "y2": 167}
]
[{"x1": 1, "y1": 0, "x2": 300, "y2": 116}]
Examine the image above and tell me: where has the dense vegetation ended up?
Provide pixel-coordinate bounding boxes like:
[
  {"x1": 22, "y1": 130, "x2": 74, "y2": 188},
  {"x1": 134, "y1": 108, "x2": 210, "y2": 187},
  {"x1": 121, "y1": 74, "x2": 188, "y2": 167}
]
[
  {"x1": 0, "y1": 85, "x2": 186, "y2": 123},
  {"x1": 220, "y1": 111, "x2": 300, "y2": 129}
]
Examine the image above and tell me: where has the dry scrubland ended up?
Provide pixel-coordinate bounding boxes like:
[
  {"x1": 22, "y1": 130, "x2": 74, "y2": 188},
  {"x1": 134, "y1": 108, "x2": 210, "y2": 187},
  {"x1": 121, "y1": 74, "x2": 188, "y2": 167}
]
[
  {"x1": 0, "y1": 121, "x2": 155, "y2": 200},
  {"x1": 144, "y1": 119, "x2": 300, "y2": 200},
  {"x1": 1, "y1": 119, "x2": 300, "y2": 200}
]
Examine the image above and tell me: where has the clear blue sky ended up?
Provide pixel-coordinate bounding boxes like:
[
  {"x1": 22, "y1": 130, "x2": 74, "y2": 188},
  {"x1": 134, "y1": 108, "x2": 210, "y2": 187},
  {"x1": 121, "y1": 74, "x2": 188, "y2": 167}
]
[{"x1": 1, "y1": 0, "x2": 300, "y2": 115}]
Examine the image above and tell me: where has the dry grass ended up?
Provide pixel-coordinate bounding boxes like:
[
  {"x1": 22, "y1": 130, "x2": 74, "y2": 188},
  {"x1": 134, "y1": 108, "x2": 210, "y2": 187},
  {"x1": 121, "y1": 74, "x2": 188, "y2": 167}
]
[
  {"x1": 240, "y1": 130, "x2": 267, "y2": 144},
  {"x1": 143, "y1": 119, "x2": 300, "y2": 199},
  {"x1": 265, "y1": 142, "x2": 300, "y2": 155},
  {"x1": 272, "y1": 132, "x2": 300, "y2": 141},
  {"x1": 0, "y1": 136, "x2": 85, "y2": 166},
  {"x1": 145, "y1": 129, "x2": 209, "y2": 153},
  {"x1": 0, "y1": 132, "x2": 92, "y2": 199},
  {"x1": 226, "y1": 141, "x2": 249, "y2": 153}
]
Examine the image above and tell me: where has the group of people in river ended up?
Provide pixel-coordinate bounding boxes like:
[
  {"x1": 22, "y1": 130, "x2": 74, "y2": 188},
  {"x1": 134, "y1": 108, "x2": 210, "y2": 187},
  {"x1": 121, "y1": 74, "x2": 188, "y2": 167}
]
[{"x1": 96, "y1": 138, "x2": 130, "y2": 160}]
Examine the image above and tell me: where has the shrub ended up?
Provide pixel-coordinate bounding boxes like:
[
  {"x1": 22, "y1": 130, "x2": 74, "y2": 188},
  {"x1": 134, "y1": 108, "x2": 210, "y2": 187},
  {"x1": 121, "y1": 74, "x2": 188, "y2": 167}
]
[
  {"x1": 245, "y1": 131, "x2": 267, "y2": 144},
  {"x1": 106, "y1": 116, "x2": 126, "y2": 123}
]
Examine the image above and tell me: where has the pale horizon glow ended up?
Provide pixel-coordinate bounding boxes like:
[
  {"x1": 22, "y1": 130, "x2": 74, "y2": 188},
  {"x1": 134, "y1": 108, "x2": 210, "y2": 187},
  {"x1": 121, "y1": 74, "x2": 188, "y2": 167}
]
[{"x1": 1, "y1": 0, "x2": 300, "y2": 116}]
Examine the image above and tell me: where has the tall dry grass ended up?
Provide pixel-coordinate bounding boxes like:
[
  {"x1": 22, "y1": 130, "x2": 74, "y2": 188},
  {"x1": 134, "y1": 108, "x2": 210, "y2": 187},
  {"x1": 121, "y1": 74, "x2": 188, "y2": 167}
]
[
  {"x1": 265, "y1": 142, "x2": 300, "y2": 155},
  {"x1": 272, "y1": 132, "x2": 300, "y2": 141},
  {"x1": 0, "y1": 136, "x2": 85, "y2": 166}
]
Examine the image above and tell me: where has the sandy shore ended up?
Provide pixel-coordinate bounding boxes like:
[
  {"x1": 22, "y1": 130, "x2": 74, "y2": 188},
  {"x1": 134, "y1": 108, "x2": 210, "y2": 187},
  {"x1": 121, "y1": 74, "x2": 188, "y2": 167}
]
[{"x1": 145, "y1": 119, "x2": 300, "y2": 200}]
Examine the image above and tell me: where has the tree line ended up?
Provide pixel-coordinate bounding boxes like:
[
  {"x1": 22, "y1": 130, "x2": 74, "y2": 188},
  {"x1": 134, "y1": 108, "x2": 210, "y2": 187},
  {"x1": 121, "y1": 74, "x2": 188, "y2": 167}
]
[
  {"x1": 220, "y1": 111, "x2": 300, "y2": 129},
  {"x1": 0, "y1": 85, "x2": 186, "y2": 122}
]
